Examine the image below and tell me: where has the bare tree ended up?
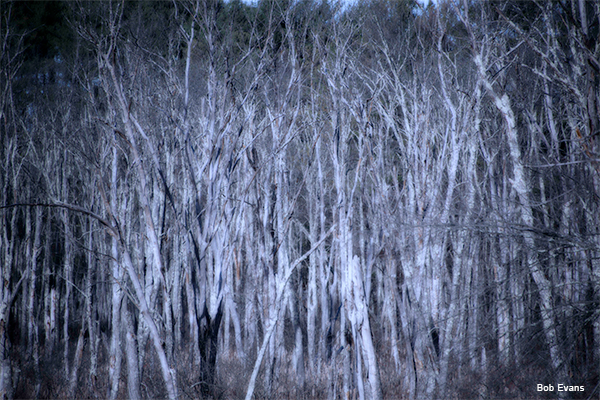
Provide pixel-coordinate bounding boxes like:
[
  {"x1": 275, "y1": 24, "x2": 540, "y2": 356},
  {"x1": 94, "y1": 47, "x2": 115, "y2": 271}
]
[{"x1": 3, "y1": 1, "x2": 598, "y2": 399}]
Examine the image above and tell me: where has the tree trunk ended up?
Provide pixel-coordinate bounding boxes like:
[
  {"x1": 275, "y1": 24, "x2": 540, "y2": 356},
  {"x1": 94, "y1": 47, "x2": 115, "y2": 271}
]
[
  {"x1": 475, "y1": 52, "x2": 564, "y2": 384},
  {"x1": 123, "y1": 302, "x2": 141, "y2": 400}
]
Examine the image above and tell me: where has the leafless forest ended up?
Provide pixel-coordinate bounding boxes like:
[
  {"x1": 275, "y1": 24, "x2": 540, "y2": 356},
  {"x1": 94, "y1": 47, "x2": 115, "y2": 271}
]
[{"x1": 1, "y1": 0, "x2": 599, "y2": 399}]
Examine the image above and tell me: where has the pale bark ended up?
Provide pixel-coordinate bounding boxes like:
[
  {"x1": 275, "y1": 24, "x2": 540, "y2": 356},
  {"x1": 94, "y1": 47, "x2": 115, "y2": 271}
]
[
  {"x1": 245, "y1": 225, "x2": 336, "y2": 400},
  {"x1": 67, "y1": 325, "x2": 85, "y2": 399},
  {"x1": 475, "y1": 50, "x2": 564, "y2": 383},
  {"x1": 85, "y1": 220, "x2": 99, "y2": 385},
  {"x1": 61, "y1": 179, "x2": 73, "y2": 377},
  {"x1": 5, "y1": 2, "x2": 600, "y2": 397},
  {"x1": 0, "y1": 173, "x2": 24, "y2": 399},
  {"x1": 100, "y1": 43, "x2": 179, "y2": 398},
  {"x1": 123, "y1": 302, "x2": 141, "y2": 400},
  {"x1": 351, "y1": 255, "x2": 383, "y2": 400},
  {"x1": 107, "y1": 134, "x2": 124, "y2": 399},
  {"x1": 26, "y1": 206, "x2": 42, "y2": 397}
]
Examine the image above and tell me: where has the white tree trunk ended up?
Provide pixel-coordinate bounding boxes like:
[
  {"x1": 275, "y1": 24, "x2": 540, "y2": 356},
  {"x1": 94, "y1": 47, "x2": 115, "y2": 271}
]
[
  {"x1": 123, "y1": 303, "x2": 141, "y2": 400},
  {"x1": 108, "y1": 142, "x2": 124, "y2": 400},
  {"x1": 475, "y1": 52, "x2": 564, "y2": 383},
  {"x1": 245, "y1": 226, "x2": 335, "y2": 400}
]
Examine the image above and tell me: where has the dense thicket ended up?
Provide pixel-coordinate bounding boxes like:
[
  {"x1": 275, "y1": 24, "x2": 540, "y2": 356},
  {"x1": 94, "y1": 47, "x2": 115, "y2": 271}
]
[{"x1": 1, "y1": 1, "x2": 599, "y2": 399}]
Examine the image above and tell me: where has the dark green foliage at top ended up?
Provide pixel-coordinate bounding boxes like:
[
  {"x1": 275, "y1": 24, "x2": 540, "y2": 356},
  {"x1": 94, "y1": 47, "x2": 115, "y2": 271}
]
[{"x1": 9, "y1": 1, "x2": 73, "y2": 61}]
